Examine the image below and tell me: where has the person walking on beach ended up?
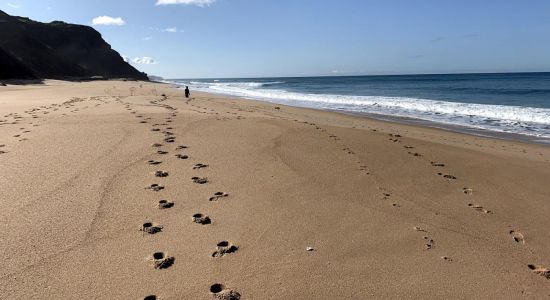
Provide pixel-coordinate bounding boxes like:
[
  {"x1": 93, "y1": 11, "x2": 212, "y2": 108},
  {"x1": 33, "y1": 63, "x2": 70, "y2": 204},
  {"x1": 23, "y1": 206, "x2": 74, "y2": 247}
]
[{"x1": 185, "y1": 86, "x2": 190, "y2": 98}]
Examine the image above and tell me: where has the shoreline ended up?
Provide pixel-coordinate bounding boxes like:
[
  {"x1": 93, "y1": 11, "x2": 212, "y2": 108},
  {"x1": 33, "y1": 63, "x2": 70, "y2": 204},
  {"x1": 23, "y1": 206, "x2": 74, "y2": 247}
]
[
  {"x1": 349, "y1": 111, "x2": 550, "y2": 146},
  {"x1": 2, "y1": 80, "x2": 550, "y2": 299},
  {"x1": 180, "y1": 87, "x2": 550, "y2": 146}
]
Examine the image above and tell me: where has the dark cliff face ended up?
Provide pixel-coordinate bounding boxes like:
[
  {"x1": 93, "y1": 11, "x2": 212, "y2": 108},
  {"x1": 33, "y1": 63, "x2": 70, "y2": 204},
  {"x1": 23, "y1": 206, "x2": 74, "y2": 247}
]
[{"x1": 0, "y1": 10, "x2": 148, "y2": 80}]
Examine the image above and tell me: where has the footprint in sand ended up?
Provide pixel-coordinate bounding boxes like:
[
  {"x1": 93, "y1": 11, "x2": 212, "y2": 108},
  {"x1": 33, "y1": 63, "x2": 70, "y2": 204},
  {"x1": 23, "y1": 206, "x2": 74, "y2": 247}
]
[
  {"x1": 212, "y1": 241, "x2": 239, "y2": 258},
  {"x1": 157, "y1": 150, "x2": 169, "y2": 155},
  {"x1": 431, "y1": 162, "x2": 445, "y2": 167},
  {"x1": 408, "y1": 151, "x2": 423, "y2": 157},
  {"x1": 151, "y1": 252, "x2": 174, "y2": 269},
  {"x1": 467, "y1": 203, "x2": 492, "y2": 214},
  {"x1": 158, "y1": 199, "x2": 174, "y2": 209},
  {"x1": 192, "y1": 213, "x2": 212, "y2": 225},
  {"x1": 193, "y1": 163, "x2": 209, "y2": 170},
  {"x1": 462, "y1": 187, "x2": 473, "y2": 195},
  {"x1": 528, "y1": 264, "x2": 550, "y2": 279},
  {"x1": 155, "y1": 171, "x2": 169, "y2": 177},
  {"x1": 509, "y1": 230, "x2": 525, "y2": 244},
  {"x1": 413, "y1": 226, "x2": 434, "y2": 250},
  {"x1": 175, "y1": 154, "x2": 189, "y2": 160},
  {"x1": 140, "y1": 222, "x2": 163, "y2": 234},
  {"x1": 146, "y1": 184, "x2": 165, "y2": 191},
  {"x1": 414, "y1": 226, "x2": 427, "y2": 232},
  {"x1": 210, "y1": 284, "x2": 241, "y2": 300},
  {"x1": 441, "y1": 256, "x2": 453, "y2": 262},
  {"x1": 209, "y1": 192, "x2": 229, "y2": 201},
  {"x1": 148, "y1": 160, "x2": 162, "y2": 165},
  {"x1": 342, "y1": 147, "x2": 355, "y2": 154},
  {"x1": 152, "y1": 143, "x2": 163, "y2": 148},
  {"x1": 424, "y1": 236, "x2": 435, "y2": 250},
  {"x1": 437, "y1": 173, "x2": 457, "y2": 180},
  {"x1": 164, "y1": 137, "x2": 175, "y2": 143},
  {"x1": 192, "y1": 177, "x2": 208, "y2": 184},
  {"x1": 404, "y1": 145, "x2": 414, "y2": 149},
  {"x1": 151, "y1": 128, "x2": 160, "y2": 132},
  {"x1": 359, "y1": 165, "x2": 370, "y2": 174}
]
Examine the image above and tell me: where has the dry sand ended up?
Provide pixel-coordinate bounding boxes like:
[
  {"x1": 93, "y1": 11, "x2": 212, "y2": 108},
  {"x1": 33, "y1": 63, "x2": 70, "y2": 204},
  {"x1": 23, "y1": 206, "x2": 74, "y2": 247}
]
[{"x1": 1, "y1": 80, "x2": 549, "y2": 299}]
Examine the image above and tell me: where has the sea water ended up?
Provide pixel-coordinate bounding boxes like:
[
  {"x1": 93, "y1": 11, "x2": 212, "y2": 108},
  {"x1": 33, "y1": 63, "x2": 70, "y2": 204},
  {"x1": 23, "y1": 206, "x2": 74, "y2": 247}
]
[{"x1": 168, "y1": 73, "x2": 550, "y2": 140}]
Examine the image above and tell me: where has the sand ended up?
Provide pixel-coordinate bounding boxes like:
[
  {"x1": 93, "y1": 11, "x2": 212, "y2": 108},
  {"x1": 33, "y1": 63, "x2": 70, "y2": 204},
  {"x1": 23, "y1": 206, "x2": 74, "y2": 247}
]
[{"x1": 1, "y1": 80, "x2": 549, "y2": 299}]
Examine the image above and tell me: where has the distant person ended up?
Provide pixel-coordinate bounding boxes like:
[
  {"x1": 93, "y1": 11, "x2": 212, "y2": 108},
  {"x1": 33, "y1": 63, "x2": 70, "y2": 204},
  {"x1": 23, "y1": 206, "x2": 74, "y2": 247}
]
[{"x1": 185, "y1": 86, "x2": 190, "y2": 98}]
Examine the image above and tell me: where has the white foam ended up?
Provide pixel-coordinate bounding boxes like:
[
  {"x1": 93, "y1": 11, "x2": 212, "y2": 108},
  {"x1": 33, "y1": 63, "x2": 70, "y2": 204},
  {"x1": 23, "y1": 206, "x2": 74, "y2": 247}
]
[
  {"x1": 189, "y1": 81, "x2": 284, "y2": 88},
  {"x1": 170, "y1": 80, "x2": 550, "y2": 138}
]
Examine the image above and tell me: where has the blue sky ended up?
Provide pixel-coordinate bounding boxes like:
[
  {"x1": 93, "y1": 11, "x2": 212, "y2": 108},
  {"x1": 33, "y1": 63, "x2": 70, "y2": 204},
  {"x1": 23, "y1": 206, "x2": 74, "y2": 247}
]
[{"x1": 2, "y1": 0, "x2": 550, "y2": 78}]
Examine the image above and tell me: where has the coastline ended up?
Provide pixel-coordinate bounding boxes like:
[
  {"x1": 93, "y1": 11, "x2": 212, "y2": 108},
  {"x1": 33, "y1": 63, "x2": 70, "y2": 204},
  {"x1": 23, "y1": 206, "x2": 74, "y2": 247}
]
[
  {"x1": 170, "y1": 72, "x2": 550, "y2": 143},
  {"x1": 194, "y1": 88, "x2": 550, "y2": 147},
  {"x1": 189, "y1": 90, "x2": 550, "y2": 160},
  {"x1": 1, "y1": 80, "x2": 550, "y2": 299},
  {"x1": 174, "y1": 86, "x2": 550, "y2": 146},
  {"x1": 349, "y1": 111, "x2": 550, "y2": 146}
]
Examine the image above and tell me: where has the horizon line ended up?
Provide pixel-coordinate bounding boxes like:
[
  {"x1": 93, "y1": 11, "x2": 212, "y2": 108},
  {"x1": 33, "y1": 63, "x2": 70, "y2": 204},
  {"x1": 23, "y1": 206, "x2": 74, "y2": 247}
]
[{"x1": 165, "y1": 70, "x2": 550, "y2": 80}]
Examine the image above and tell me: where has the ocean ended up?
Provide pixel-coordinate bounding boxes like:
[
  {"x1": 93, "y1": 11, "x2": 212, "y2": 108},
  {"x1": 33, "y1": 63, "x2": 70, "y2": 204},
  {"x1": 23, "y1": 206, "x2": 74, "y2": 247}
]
[{"x1": 167, "y1": 73, "x2": 550, "y2": 140}]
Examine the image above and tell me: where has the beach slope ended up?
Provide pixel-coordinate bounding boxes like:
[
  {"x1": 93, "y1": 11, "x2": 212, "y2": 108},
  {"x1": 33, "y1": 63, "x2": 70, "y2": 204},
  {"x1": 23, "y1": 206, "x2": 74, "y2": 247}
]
[{"x1": 1, "y1": 81, "x2": 549, "y2": 299}]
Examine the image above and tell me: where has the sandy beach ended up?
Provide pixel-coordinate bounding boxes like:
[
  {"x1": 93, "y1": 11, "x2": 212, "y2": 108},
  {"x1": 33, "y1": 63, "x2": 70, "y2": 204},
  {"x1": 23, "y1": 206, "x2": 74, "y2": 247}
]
[{"x1": 1, "y1": 80, "x2": 549, "y2": 299}]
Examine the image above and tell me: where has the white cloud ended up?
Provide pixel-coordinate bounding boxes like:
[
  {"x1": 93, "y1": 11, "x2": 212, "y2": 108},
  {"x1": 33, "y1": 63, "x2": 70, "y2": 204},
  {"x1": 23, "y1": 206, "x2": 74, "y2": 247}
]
[
  {"x1": 7, "y1": 3, "x2": 20, "y2": 9},
  {"x1": 155, "y1": 0, "x2": 216, "y2": 7},
  {"x1": 161, "y1": 27, "x2": 180, "y2": 33},
  {"x1": 132, "y1": 57, "x2": 157, "y2": 65},
  {"x1": 92, "y1": 16, "x2": 126, "y2": 26},
  {"x1": 142, "y1": 36, "x2": 153, "y2": 41},
  {"x1": 121, "y1": 55, "x2": 130, "y2": 63}
]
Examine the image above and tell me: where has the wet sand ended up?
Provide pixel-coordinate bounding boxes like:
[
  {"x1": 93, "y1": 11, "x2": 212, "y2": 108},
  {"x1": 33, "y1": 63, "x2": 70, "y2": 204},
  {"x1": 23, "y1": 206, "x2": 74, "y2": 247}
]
[{"x1": 1, "y1": 80, "x2": 550, "y2": 299}]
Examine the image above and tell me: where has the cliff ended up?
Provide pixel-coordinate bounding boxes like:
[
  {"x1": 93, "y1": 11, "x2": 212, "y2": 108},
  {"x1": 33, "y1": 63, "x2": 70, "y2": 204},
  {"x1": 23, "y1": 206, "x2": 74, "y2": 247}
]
[{"x1": 0, "y1": 10, "x2": 147, "y2": 80}]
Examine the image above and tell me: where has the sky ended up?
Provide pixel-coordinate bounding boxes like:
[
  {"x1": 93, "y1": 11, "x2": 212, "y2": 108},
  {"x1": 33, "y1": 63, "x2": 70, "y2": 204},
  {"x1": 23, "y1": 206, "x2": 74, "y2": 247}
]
[{"x1": 1, "y1": 0, "x2": 550, "y2": 79}]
